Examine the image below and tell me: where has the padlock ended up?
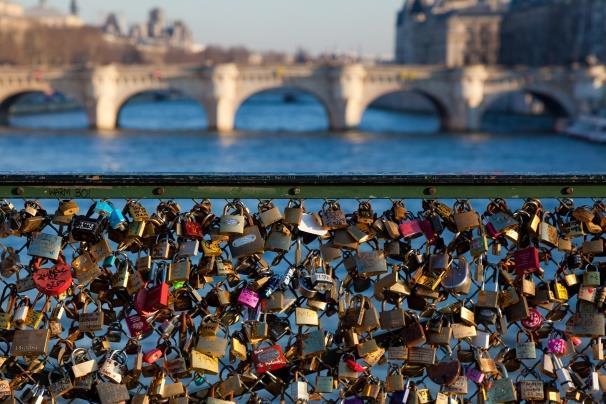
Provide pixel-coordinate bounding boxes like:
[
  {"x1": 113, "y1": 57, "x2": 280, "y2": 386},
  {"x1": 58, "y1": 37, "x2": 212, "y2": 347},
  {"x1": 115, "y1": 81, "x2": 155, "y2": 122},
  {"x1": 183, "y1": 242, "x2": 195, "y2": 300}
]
[
  {"x1": 178, "y1": 239, "x2": 199, "y2": 257},
  {"x1": 592, "y1": 337, "x2": 605, "y2": 360},
  {"x1": 399, "y1": 212, "x2": 423, "y2": 239},
  {"x1": 290, "y1": 371, "x2": 309, "y2": 403},
  {"x1": 386, "y1": 365, "x2": 405, "y2": 392},
  {"x1": 168, "y1": 256, "x2": 191, "y2": 283},
  {"x1": 78, "y1": 297, "x2": 104, "y2": 333},
  {"x1": 99, "y1": 350, "x2": 128, "y2": 383},
  {"x1": 552, "y1": 353, "x2": 575, "y2": 391},
  {"x1": 538, "y1": 212, "x2": 559, "y2": 247},
  {"x1": 513, "y1": 246, "x2": 540, "y2": 275},
  {"x1": 71, "y1": 347, "x2": 98, "y2": 378},
  {"x1": 265, "y1": 222, "x2": 291, "y2": 252},
  {"x1": 180, "y1": 213, "x2": 203, "y2": 239},
  {"x1": 11, "y1": 296, "x2": 29, "y2": 328},
  {"x1": 515, "y1": 330, "x2": 536, "y2": 359},
  {"x1": 453, "y1": 200, "x2": 480, "y2": 232},
  {"x1": 220, "y1": 202, "x2": 245, "y2": 235},
  {"x1": 320, "y1": 200, "x2": 347, "y2": 230},
  {"x1": 257, "y1": 200, "x2": 283, "y2": 227},
  {"x1": 237, "y1": 286, "x2": 259, "y2": 308},
  {"x1": 28, "y1": 232, "x2": 63, "y2": 260},
  {"x1": 144, "y1": 342, "x2": 166, "y2": 365},
  {"x1": 144, "y1": 263, "x2": 170, "y2": 312},
  {"x1": 196, "y1": 318, "x2": 229, "y2": 358},
  {"x1": 0, "y1": 245, "x2": 20, "y2": 277},
  {"x1": 31, "y1": 255, "x2": 73, "y2": 296},
  {"x1": 151, "y1": 234, "x2": 174, "y2": 259},
  {"x1": 583, "y1": 264, "x2": 601, "y2": 286},
  {"x1": 489, "y1": 363, "x2": 517, "y2": 402}
]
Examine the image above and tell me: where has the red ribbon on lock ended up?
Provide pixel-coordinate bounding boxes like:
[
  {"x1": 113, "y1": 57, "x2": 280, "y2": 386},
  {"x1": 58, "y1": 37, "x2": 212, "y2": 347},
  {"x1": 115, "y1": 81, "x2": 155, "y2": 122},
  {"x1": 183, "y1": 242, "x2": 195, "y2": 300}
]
[
  {"x1": 345, "y1": 358, "x2": 366, "y2": 372},
  {"x1": 32, "y1": 256, "x2": 73, "y2": 296}
]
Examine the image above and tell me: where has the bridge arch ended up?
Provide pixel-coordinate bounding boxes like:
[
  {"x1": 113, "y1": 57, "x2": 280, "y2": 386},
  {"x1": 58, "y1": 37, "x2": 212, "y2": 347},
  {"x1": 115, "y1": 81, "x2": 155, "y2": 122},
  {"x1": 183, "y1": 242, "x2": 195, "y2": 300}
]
[
  {"x1": 0, "y1": 87, "x2": 88, "y2": 128},
  {"x1": 358, "y1": 87, "x2": 452, "y2": 132},
  {"x1": 114, "y1": 88, "x2": 208, "y2": 130},
  {"x1": 233, "y1": 85, "x2": 333, "y2": 132},
  {"x1": 477, "y1": 86, "x2": 576, "y2": 131}
]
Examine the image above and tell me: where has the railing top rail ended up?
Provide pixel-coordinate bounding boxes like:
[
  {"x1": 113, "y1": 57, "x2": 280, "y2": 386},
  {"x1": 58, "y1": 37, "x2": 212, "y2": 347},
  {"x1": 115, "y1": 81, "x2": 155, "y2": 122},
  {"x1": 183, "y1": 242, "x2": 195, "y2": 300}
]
[{"x1": 0, "y1": 174, "x2": 604, "y2": 199}]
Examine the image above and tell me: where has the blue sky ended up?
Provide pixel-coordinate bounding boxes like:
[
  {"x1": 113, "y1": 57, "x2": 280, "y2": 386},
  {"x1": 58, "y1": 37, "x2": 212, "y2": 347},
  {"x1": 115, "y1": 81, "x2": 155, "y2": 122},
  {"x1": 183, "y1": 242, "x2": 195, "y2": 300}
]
[{"x1": 18, "y1": 0, "x2": 403, "y2": 56}]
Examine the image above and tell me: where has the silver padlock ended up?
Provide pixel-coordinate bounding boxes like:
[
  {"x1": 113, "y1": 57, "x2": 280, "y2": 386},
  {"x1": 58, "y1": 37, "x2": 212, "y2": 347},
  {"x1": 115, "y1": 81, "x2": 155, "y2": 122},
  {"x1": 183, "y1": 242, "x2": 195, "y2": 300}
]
[
  {"x1": 12, "y1": 296, "x2": 30, "y2": 328},
  {"x1": 32, "y1": 384, "x2": 47, "y2": 404},
  {"x1": 471, "y1": 330, "x2": 491, "y2": 350},
  {"x1": 591, "y1": 365, "x2": 600, "y2": 392},
  {"x1": 99, "y1": 350, "x2": 127, "y2": 384},
  {"x1": 291, "y1": 377, "x2": 309, "y2": 403},
  {"x1": 552, "y1": 354, "x2": 574, "y2": 391}
]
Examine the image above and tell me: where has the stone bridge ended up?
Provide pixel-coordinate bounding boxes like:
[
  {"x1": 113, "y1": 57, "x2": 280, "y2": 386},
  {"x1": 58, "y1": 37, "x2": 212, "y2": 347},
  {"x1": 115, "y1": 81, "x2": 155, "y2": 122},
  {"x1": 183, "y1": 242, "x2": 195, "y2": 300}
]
[{"x1": 0, "y1": 63, "x2": 605, "y2": 132}]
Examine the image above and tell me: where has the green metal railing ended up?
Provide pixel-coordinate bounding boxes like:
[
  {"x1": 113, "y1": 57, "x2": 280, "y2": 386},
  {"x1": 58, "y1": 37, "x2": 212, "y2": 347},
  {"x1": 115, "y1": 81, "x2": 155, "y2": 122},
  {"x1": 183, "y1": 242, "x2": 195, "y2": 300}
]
[{"x1": 0, "y1": 174, "x2": 604, "y2": 199}]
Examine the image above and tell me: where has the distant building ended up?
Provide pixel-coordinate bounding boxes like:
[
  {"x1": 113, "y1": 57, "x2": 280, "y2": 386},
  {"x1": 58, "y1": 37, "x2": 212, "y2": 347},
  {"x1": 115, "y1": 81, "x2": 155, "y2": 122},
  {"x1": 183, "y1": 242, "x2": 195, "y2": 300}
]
[
  {"x1": 25, "y1": 0, "x2": 84, "y2": 28},
  {"x1": 147, "y1": 8, "x2": 165, "y2": 38},
  {"x1": 102, "y1": 13, "x2": 126, "y2": 37},
  {"x1": 501, "y1": 0, "x2": 606, "y2": 66},
  {"x1": 70, "y1": 0, "x2": 78, "y2": 16},
  {"x1": 101, "y1": 7, "x2": 200, "y2": 53},
  {"x1": 0, "y1": 0, "x2": 23, "y2": 17},
  {"x1": 395, "y1": 0, "x2": 509, "y2": 66}
]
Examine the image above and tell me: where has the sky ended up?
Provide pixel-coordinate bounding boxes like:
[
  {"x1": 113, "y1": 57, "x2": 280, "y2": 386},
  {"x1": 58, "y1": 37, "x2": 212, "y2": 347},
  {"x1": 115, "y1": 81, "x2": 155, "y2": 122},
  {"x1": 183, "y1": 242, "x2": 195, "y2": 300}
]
[{"x1": 17, "y1": 0, "x2": 404, "y2": 56}]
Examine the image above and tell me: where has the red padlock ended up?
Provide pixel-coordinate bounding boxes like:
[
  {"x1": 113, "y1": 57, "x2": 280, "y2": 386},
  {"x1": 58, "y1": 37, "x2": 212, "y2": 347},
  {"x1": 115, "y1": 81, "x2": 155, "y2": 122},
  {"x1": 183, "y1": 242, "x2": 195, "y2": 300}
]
[
  {"x1": 252, "y1": 344, "x2": 287, "y2": 374},
  {"x1": 134, "y1": 285, "x2": 158, "y2": 318},
  {"x1": 514, "y1": 247, "x2": 540, "y2": 275},
  {"x1": 143, "y1": 263, "x2": 169, "y2": 312},
  {"x1": 419, "y1": 219, "x2": 437, "y2": 243},
  {"x1": 399, "y1": 216, "x2": 423, "y2": 239},
  {"x1": 32, "y1": 255, "x2": 73, "y2": 296},
  {"x1": 183, "y1": 218, "x2": 203, "y2": 239},
  {"x1": 143, "y1": 347, "x2": 164, "y2": 364}
]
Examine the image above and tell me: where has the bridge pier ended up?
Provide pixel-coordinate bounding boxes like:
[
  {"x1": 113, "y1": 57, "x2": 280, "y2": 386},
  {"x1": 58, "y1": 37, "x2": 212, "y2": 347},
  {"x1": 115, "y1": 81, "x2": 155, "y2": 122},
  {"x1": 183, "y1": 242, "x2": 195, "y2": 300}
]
[
  {"x1": 87, "y1": 99, "x2": 119, "y2": 131},
  {"x1": 205, "y1": 98, "x2": 236, "y2": 132},
  {"x1": 328, "y1": 101, "x2": 365, "y2": 131},
  {"x1": 442, "y1": 110, "x2": 482, "y2": 133}
]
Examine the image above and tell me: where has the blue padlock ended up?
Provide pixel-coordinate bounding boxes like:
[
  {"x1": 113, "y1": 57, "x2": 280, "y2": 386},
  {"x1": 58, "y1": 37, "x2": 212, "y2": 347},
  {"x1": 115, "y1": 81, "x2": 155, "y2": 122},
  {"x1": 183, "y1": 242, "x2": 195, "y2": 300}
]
[
  {"x1": 94, "y1": 200, "x2": 114, "y2": 215},
  {"x1": 103, "y1": 255, "x2": 117, "y2": 267},
  {"x1": 108, "y1": 208, "x2": 127, "y2": 229}
]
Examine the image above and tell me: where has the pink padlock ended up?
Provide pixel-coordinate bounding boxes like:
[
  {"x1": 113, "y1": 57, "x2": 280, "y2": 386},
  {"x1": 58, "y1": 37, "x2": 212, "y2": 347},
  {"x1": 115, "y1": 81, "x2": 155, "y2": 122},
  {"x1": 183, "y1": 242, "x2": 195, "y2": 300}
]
[
  {"x1": 548, "y1": 338, "x2": 568, "y2": 355},
  {"x1": 238, "y1": 287, "x2": 259, "y2": 308},
  {"x1": 521, "y1": 308, "x2": 543, "y2": 330},
  {"x1": 466, "y1": 367, "x2": 485, "y2": 384}
]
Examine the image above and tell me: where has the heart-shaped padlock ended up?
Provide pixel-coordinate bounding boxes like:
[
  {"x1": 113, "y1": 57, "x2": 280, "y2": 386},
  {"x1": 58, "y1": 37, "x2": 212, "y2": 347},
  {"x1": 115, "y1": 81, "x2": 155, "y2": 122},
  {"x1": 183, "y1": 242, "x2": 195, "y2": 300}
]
[{"x1": 32, "y1": 256, "x2": 72, "y2": 296}]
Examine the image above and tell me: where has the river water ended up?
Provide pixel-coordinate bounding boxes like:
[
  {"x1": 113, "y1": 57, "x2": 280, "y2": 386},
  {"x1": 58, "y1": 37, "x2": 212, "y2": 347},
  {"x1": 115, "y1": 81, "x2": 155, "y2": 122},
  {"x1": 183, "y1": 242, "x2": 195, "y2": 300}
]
[{"x1": 2, "y1": 93, "x2": 605, "y2": 173}]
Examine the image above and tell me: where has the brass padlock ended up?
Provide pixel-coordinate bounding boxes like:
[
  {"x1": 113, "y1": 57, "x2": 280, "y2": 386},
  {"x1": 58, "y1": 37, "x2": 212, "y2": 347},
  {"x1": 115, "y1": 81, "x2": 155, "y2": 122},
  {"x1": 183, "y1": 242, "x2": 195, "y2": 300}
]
[{"x1": 257, "y1": 200, "x2": 282, "y2": 228}]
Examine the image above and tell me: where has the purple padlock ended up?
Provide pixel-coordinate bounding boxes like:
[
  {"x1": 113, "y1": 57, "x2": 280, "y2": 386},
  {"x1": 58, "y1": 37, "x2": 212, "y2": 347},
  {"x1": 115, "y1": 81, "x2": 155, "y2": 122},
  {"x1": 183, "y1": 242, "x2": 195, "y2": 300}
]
[
  {"x1": 466, "y1": 367, "x2": 485, "y2": 384},
  {"x1": 238, "y1": 287, "x2": 259, "y2": 308}
]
